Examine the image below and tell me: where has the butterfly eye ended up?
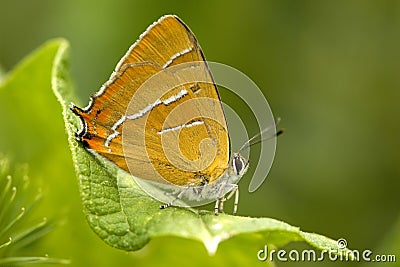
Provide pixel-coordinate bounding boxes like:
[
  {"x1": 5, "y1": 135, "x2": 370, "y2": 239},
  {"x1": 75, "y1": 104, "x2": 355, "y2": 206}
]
[{"x1": 233, "y1": 155, "x2": 247, "y2": 176}]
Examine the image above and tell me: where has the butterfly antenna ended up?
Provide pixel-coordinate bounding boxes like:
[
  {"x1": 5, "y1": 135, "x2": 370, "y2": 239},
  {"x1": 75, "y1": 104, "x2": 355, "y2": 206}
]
[{"x1": 238, "y1": 118, "x2": 283, "y2": 154}]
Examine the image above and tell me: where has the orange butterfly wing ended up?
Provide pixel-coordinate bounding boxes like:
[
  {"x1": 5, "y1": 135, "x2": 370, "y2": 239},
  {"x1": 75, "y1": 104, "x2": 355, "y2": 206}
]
[{"x1": 71, "y1": 15, "x2": 229, "y2": 186}]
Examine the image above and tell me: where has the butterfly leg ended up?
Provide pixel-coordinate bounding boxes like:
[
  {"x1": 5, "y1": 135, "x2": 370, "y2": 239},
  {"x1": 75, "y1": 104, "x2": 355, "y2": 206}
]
[
  {"x1": 232, "y1": 185, "x2": 239, "y2": 216},
  {"x1": 214, "y1": 184, "x2": 239, "y2": 215},
  {"x1": 214, "y1": 198, "x2": 221, "y2": 215},
  {"x1": 222, "y1": 184, "x2": 239, "y2": 215},
  {"x1": 218, "y1": 197, "x2": 225, "y2": 214},
  {"x1": 159, "y1": 188, "x2": 187, "y2": 209},
  {"x1": 214, "y1": 197, "x2": 228, "y2": 215}
]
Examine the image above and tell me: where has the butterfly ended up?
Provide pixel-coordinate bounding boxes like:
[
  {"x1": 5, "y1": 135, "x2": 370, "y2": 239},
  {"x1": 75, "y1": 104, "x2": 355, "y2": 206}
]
[{"x1": 70, "y1": 15, "x2": 275, "y2": 215}]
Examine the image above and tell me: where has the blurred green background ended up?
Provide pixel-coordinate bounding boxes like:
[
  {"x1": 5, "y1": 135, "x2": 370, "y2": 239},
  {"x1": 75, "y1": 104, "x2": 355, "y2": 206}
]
[{"x1": 1, "y1": 0, "x2": 399, "y2": 266}]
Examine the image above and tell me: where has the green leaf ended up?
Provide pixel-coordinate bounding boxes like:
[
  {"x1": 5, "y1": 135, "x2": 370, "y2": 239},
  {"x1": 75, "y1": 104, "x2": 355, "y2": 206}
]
[
  {"x1": 0, "y1": 40, "x2": 75, "y2": 265},
  {"x1": 49, "y1": 38, "x2": 357, "y2": 261},
  {"x1": 0, "y1": 39, "x2": 75, "y2": 183}
]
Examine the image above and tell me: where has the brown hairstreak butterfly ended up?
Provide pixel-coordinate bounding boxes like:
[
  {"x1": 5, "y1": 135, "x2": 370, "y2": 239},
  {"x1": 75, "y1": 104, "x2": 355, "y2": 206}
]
[{"x1": 70, "y1": 15, "x2": 280, "y2": 215}]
